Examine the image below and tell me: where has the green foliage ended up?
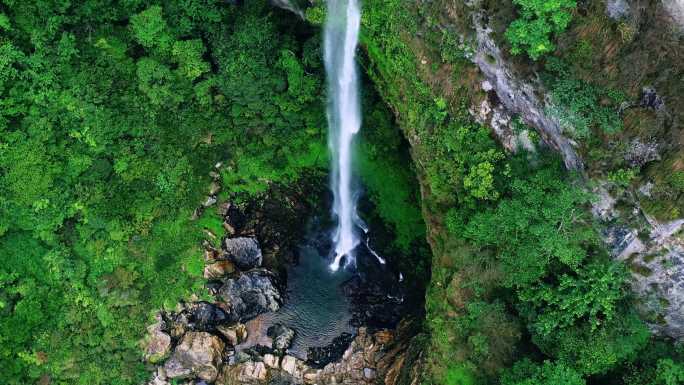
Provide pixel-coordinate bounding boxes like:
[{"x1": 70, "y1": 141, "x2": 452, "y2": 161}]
[
  {"x1": 608, "y1": 168, "x2": 638, "y2": 188},
  {"x1": 518, "y1": 260, "x2": 627, "y2": 336},
  {"x1": 505, "y1": 0, "x2": 577, "y2": 60},
  {"x1": 462, "y1": 158, "x2": 594, "y2": 287},
  {"x1": 535, "y1": 311, "x2": 649, "y2": 375},
  {"x1": 357, "y1": 97, "x2": 426, "y2": 252},
  {"x1": 544, "y1": 58, "x2": 624, "y2": 138},
  {"x1": 0, "y1": 1, "x2": 326, "y2": 384},
  {"x1": 424, "y1": 121, "x2": 505, "y2": 206},
  {"x1": 501, "y1": 360, "x2": 585, "y2": 385},
  {"x1": 444, "y1": 364, "x2": 477, "y2": 385},
  {"x1": 655, "y1": 359, "x2": 684, "y2": 385},
  {"x1": 130, "y1": 6, "x2": 173, "y2": 51},
  {"x1": 172, "y1": 39, "x2": 211, "y2": 81}
]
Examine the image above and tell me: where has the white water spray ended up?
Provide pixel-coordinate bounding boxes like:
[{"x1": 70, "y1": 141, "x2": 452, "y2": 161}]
[{"x1": 324, "y1": 0, "x2": 362, "y2": 271}]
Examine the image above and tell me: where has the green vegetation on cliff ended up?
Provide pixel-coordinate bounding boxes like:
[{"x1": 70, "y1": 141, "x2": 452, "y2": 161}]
[{"x1": 354, "y1": 1, "x2": 684, "y2": 384}]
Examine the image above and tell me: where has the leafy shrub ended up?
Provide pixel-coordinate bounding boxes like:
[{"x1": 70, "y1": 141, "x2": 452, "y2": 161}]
[
  {"x1": 544, "y1": 58, "x2": 624, "y2": 137},
  {"x1": 505, "y1": 0, "x2": 577, "y2": 60}
]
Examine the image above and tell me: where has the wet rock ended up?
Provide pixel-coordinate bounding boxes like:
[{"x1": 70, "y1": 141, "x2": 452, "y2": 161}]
[
  {"x1": 363, "y1": 368, "x2": 376, "y2": 380},
  {"x1": 239, "y1": 361, "x2": 268, "y2": 382},
  {"x1": 224, "y1": 204, "x2": 247, "y2": 235},
  {"x1": 592, "y1": 185, "x2": 617, "y2": 222},
  {"x1": 216, "y1": 269, "x2": 281, "y2": 322},
  {"x1": 144, "y1": 315, "x2": 172, "y2": 364},
  {"x1": 204, "y1": 247, "x2": 220, "y2": 263},
  {"x1": 186, "y1": 302, "x2": 229, "y2": 331},
  {"x1": 168, "y1": 312, "x2": 189, "y2": 339},
  {"x1": 224, "y1": 237, "x2": 263, "y2": 270},
  {"x1": 164, "y1": 332, "x2": 225, "y2": 382},
  {"x1": 343, "y1": 276, "x2": 403, "y2": 328},
  {"x1": 307, "y1": 332, "x2": 354, "y2": 368},
  {"x1": 280, "y1": 355, "x2": 299, "y2": 376},
  {"x1": 217, "y1": 323, "x2": 248, "y2": 346},
  {"x1": 270, "y1": 0, "x2": 304, "y2": 18},
  {"x1": 603, "y1": 226, "x2": 645, "y2": 260},
  {"x1": 470, "y1": 7, "x2": 583, "y2": 170},
  {"x1": 217, "y1": 361, "x2": 268, "y2": 384},
  {"x1": 663, "y1": 0, "x2": 684, "y2": 32},
  {"x1": 204, "y1": 260, "x2": 236, "y2": 280},
  {"x1": 147, "y1": 368, "x2": 171, "y2": 385},
  {"x1": 267, "y1": 324, "x2": 295, "y2": 352}
]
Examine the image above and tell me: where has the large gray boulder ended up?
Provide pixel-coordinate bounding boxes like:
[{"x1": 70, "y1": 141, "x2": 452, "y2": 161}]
[
  {"x1": 164, "y1": 332, "x2": 225, "y2": 382},
  {"x1": 223, "y1": 237, "x2": 263, "y2": 270},
  {"x1": 216, "y1": 269, "x2": 281, "y2": 322}
]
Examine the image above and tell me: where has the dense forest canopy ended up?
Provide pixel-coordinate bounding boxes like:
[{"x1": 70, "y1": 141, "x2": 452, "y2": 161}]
[
  {"x1": 0, "y1": 1, "x2": 331, "y2": 383},
  {"x1": 2, "y1": 1, "x2": 684, "y2": 385}
]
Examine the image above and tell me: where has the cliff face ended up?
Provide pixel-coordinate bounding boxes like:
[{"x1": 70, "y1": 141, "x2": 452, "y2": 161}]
[
  {"x1": 275, "y1": 0, "x2": 684, "y2": 382},
  {"x1": 463, "y1": 0, "x2": 684, "y2": 340}
]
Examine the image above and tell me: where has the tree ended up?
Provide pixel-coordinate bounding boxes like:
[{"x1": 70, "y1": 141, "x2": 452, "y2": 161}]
[
  {"x1": 462, "y1": 159, "x2": 594, "y2": 287},
  {"x1": 517, "y1": 260, "x2": 627, "y2": 337}
]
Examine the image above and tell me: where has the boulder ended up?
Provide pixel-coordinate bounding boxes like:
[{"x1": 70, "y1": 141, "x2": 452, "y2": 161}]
[
  {"x1": 187, "y1": 302, "x2": 229, "y2": 331},
  {"x1": 280, "y1": 355, "x2": 298, "y2": 376},
  {"x1": 267, "y1": 324, "x2": 295, "y2": 352},
  {"x1": 204, "y1": 260, "x2": 235, "y2": 280},
  {"x1": 307, "y1": 333, "x2": 354, "y2": 368},
  {"x1": 223, "y1": 237, "x2": 263, "y2": 270},
  {"x1": 216, "y1": 361, "x2": 268, "y2": 385},
  {"x1": 263, "y1": 353, "x2": 279, "y2": 368},
  {"x1": 164, "y1": 332, "x2": 225, "y2": 382},
  {"x1": 216, "y1": 323, "x2": 248, "y2": 346},
  {"x1": 216, "y1": 269, "x2": 281, "y2": 322},
  {"x1": 144, "y1": 315, "x2": 172, "y2": 364}
]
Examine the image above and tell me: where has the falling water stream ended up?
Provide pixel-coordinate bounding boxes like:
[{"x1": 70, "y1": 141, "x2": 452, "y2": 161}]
[
  {"x1": 324, "y1": 0, "x2": 368, "y2": 271},
  {"x1": 234, "y1": 3, "x2": 408, "y2": 361}
]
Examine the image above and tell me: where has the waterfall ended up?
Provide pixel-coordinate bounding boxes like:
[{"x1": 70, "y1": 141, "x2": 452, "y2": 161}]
[{"x1": 324, "y1": 0, "x2": 362, "y2": 271}]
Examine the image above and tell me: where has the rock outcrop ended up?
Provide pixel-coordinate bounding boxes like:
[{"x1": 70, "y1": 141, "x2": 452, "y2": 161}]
[
  {"x1": 215, "y1": 326, "x2": 418, "y2": 385},
  {"x1": 469, "y1": 0, "x2": 583, "y2": 171},
  {"x1": 267, "y1": 324, "x2": 295, "y2": 353},
  {"x1": 224, "y1": 237, "x2": 263, "y2": 270},
  {"x1": 216, "y1": 269, "x2": 281, "y2": 323},
  {"x1": 164, "y1": 332, "x2": 225, "y2": 382},
  {"x1": 592, "y1": 183, "x2": 684, "y2": 339},
  {"x1": 144, "y1": 315, "x2": 172, "y2": 364}
]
